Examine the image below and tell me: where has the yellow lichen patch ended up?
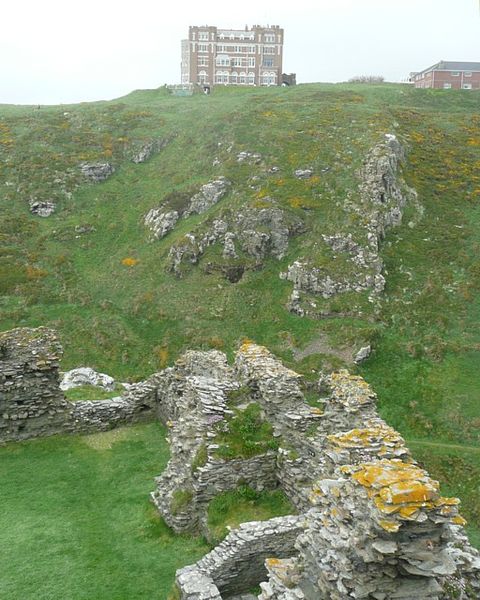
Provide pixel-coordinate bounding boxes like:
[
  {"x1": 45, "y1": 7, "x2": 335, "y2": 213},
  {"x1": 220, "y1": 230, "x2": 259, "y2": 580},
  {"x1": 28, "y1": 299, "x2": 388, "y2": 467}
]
[
  {"x1": 435, "y1": 497, "x2": 460, "y2": 507},
  {"x1": 379, "y1": 480, "x2": 437, "y2": 505},
  {"x1": 266, "y1": 558, "x2": 281, "y2": 567},
  {"x1": 452, "y1": 516, "x2": 467, "y2": 526},
  {"x1": 348, "y1": 459, "x2": 463, "y2": 529},
  {"x1": 328, "y1": 421, "x2": 406, "y2": 454},
  {"x1": 399, "y1": 505, "x2": 421, "y2": 519},
  {"x1": 378, "y1": 519, "x2": 401, "y2": 533}
]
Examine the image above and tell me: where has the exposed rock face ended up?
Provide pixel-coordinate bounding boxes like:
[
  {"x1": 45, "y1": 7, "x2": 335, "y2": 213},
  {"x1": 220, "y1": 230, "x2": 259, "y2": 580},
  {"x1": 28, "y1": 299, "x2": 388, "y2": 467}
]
[
  {"x1": 354, "y1": 344, "x2": 371, "y2": 364},
  {"x1": 60, "y1": 367, "x2": 115, "y2": 391},
  {"x1": 129, "y1": 138, "x2": 170, "y2": 164},
  {"x1": 80, "y1": 162, "x2": 115, "y2": 182},
  {"x1": 294, "y1": 168, "x2": 313, "y2": 179},
  {"x1": 29, "y1": 199, "x2": 56, "y2": 217},
  {"x1": 144, "y1": 177, "x2": 231, "y2": 241},
  {"x1": 285, "y1": 134, "x2": 418, "y2": 316},
  {"x1": 144, "y1": 209, "x2": 180, "y2": 240},
  {"x1": 167, "y1": 200, "x2": 305, "y2": 277}
]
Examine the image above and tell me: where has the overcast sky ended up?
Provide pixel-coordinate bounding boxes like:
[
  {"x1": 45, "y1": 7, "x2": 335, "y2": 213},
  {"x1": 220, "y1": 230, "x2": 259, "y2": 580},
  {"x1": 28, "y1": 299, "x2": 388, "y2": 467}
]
[{"x1": 1, "y1": 0, "x2": 479, "y2": 105}]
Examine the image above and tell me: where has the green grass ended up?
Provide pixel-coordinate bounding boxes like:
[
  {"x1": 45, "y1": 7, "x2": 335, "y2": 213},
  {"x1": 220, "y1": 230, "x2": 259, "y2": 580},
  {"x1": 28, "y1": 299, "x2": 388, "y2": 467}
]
[
  {"x1": 0, "y1": 423, "x2": 209, "y2": 599},
  {"x1": 213, "y1": 403, "x2": 279, "y2": 459},
  {"x1": 64, "y1": 384, "x2": 125, "y2": 401},
  {"x1": 207, "y1": 486, "x2": 294, "y2": 545}
]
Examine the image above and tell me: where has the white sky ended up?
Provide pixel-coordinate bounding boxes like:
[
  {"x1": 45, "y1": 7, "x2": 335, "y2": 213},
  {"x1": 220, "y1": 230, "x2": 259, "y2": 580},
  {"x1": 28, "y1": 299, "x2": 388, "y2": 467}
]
[{"x1": 1, "y1": 0, "x2": 479, "y2": 105}]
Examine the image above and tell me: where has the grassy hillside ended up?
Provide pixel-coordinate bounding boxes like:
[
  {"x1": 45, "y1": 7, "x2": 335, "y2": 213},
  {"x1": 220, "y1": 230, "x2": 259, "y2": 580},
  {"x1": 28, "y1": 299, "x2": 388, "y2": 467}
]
[{"x1": 1, "y1": 83, "x2": 479, "y2": 553}]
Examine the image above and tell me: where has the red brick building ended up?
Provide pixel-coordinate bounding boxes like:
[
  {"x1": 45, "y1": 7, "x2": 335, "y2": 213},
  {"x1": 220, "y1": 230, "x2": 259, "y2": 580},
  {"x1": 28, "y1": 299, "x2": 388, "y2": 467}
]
[
  {"x1": 181, "y1": 25, "x2": 284, "y2": 87},
  {"x1": 411, "y1": 61, "x2": 480, "y2": 90}
]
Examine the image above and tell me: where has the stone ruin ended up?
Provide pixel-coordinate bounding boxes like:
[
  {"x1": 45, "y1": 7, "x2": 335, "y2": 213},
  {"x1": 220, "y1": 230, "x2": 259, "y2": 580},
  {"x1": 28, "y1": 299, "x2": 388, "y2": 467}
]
[
  {"x1": 1, "y1": 327, "x2": 479, "y2": 598},
  {"x1": 0, "y1": 327, "x2": 156, "y2": 442}
]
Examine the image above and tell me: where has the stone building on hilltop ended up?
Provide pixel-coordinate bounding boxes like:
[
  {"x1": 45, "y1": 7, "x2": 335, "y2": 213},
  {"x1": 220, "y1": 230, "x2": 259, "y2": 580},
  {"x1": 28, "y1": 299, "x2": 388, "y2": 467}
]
[{"x1": 181, "y1": 24, "x2": 294, "y2": 87}]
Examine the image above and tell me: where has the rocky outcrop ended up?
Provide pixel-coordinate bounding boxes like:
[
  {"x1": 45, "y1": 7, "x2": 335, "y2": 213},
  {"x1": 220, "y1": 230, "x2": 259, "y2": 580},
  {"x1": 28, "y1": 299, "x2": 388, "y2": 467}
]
[
  {"x1": 29, "y1": 199, "x2": 56, "y2": 217},
  {"x1": 60, "y1": 367, "x2": 116, "y2": 391},
  {"x1": 285, "y1": 134, "x2": 417, "y2": 316},
  {"x1": 129, "y1": 137, "x2": 171, "y2": 164},
  {"x1": 80, "y1": 162, "x2": 115, "y2": 182},
  {"x1": 145, "y1": 178, "x2": 231, "y2": 241},
  {"x1": 167, "y1": 200, "x2": 305, "y2": 277}
]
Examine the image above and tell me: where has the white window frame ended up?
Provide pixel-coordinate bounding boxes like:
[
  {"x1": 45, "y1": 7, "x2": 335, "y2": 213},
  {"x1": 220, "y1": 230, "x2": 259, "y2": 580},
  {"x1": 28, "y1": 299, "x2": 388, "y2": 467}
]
[
  {"x1": 199, "y1": 32, "x2": 209, "y2": 41},
  {"x1": 464, "y1": 71, "x2": 473, "y2": 77},
  {"x1": 462, "y1": 83, "x2": 473, "y2": 89},
  {"x1": 443, "y1": 83, "x2": 452, "y2": 89},
  {"x1": 451, "y1": 71, "x2": 460, "y2": 76}
]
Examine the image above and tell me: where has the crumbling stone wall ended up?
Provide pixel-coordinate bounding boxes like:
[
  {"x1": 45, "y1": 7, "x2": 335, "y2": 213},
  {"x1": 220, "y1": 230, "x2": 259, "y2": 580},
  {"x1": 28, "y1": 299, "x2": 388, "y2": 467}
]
[
  {"x1": 0, "y1": 327, "x2": 71, "y2": 441},
  {"x1": 175, "y1": 345, "x2": 480, "y2": 600},
  {"x1": 176, "y1": 516, "x2": 305, "y2": 599},
  {"x1": 0, "y1": 327, "x2": 158, "y2": 443}
]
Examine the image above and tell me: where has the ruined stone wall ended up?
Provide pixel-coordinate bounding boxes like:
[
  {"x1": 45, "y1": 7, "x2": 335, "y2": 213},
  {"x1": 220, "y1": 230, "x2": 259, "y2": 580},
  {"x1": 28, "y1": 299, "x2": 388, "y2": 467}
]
[
  {"x1": 0, "y1": 327, "x2": 159, "y2": 443},
  {"x1": 0, "y1": 327, "x2": 71, "y2": 442},
  {"x1": 176, "y1": 516, "x2": 305, "y2": 599},
  {"x1": 176, "y1": 345, "x2": 480, "y2": 600}
]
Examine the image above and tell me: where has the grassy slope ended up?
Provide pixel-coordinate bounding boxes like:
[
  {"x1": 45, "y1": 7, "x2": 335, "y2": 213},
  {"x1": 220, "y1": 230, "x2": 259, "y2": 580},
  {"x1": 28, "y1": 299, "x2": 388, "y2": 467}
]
[{"x1": 0, "y1": 83, "x2": 479, "y2": 553}]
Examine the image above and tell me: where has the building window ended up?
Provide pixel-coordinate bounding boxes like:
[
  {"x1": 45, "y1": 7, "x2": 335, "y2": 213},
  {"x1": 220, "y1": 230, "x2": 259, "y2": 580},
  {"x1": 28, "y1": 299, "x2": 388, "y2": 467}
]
[
  {"x1": 199, "y1": 32, "x2": 209, "y2": 41},
  {"x1": 239, "y1": 72, "x2": 246, "y2": 84},
  {"x1": 451, "y1": 71, "x2": 460, "y2": 76},
  {"x1": 231, "y1": 72, "x2": 238, "y2": 84},
  {"x1": 247, "y1": 72, "x2": 255, "y2": 85},
  {"x1": 248, "y1": 57, "x2": 255, "y2": 68},
  {"x1": 262, "y1": 57, "x2": 274, "y2": 67},
  {"x1": 264, "y1": 34, "x2": 275, "y2": 42},
  {"x1": 216, "y1": 55, "x2": 230, "y2": 67},
  {"x1": 443, "y1": 83, "x2": 452, "y2": 89},
  {"x1": 462, "y1": 83, "x2": 473, "y2": 89},
  {"x1": 263, "y1": 46, "x2": 275, "y2": 55},
  {"x1": 198, "y1": 71, "x2": 208, "y2": 84},
  {"x1": 215, "y1": 71, "x2": 229, "y2": 84},
  {"x1": 261, "y1": 71, "x2": 277, "y2": 86},
  {"x1": 464, "y1": 71, "x2": 473, "y2": 77},
  {"x1": 198, "y1": 44, "x2": 208, "y2": 52},
  {"x1": 198, "y1": 56, "x2": 208, "y2": 66}
]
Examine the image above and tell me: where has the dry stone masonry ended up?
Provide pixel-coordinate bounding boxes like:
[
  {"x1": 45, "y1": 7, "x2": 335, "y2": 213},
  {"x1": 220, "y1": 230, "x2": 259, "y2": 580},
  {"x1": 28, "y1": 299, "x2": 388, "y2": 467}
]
[
  {"x1": 0, "y1": 327, "x2": 156, "y2": 442},
  {"x1": 171, "y1": 344, "x2": 480, "y2": 599},
  {"x1": 1, "y1": 328, "x2": 479, "y2": 598}
]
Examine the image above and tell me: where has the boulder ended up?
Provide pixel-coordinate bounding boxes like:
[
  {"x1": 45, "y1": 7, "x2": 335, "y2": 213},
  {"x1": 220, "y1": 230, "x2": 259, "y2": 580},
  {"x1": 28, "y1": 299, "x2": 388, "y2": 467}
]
[{"x1": 60, "y1": 367, "x2": 115, "y2": 391}]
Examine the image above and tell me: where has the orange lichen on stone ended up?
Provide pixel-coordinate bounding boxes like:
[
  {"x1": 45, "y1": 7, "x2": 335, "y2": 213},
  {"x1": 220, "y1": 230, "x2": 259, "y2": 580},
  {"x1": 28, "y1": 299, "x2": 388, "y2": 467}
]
[
  {"x1": 328, "y1": 421, "x2": 406, "y2": 454},
  {"x1": 378, "y1": 519, "x2": 401, "y2": 533},
  {"x1": 348, "y1": 459, "x2": 462, "y2": 529},
  {"x1": 328, "y1": 370, "x2": 377, "y2": 409},
  {"x1": 266, "y1": 558, "x2": 282, "y2": 566},
  {"x1": 452, "y1": 515, "x2": 467, "y2": 526}
]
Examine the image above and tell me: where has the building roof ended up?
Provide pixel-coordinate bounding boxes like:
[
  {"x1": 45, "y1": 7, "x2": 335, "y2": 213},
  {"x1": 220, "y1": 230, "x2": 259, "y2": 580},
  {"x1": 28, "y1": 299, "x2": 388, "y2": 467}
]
[{"x1": 419, "y1": 60, "x2": 480, "y2": 75}]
